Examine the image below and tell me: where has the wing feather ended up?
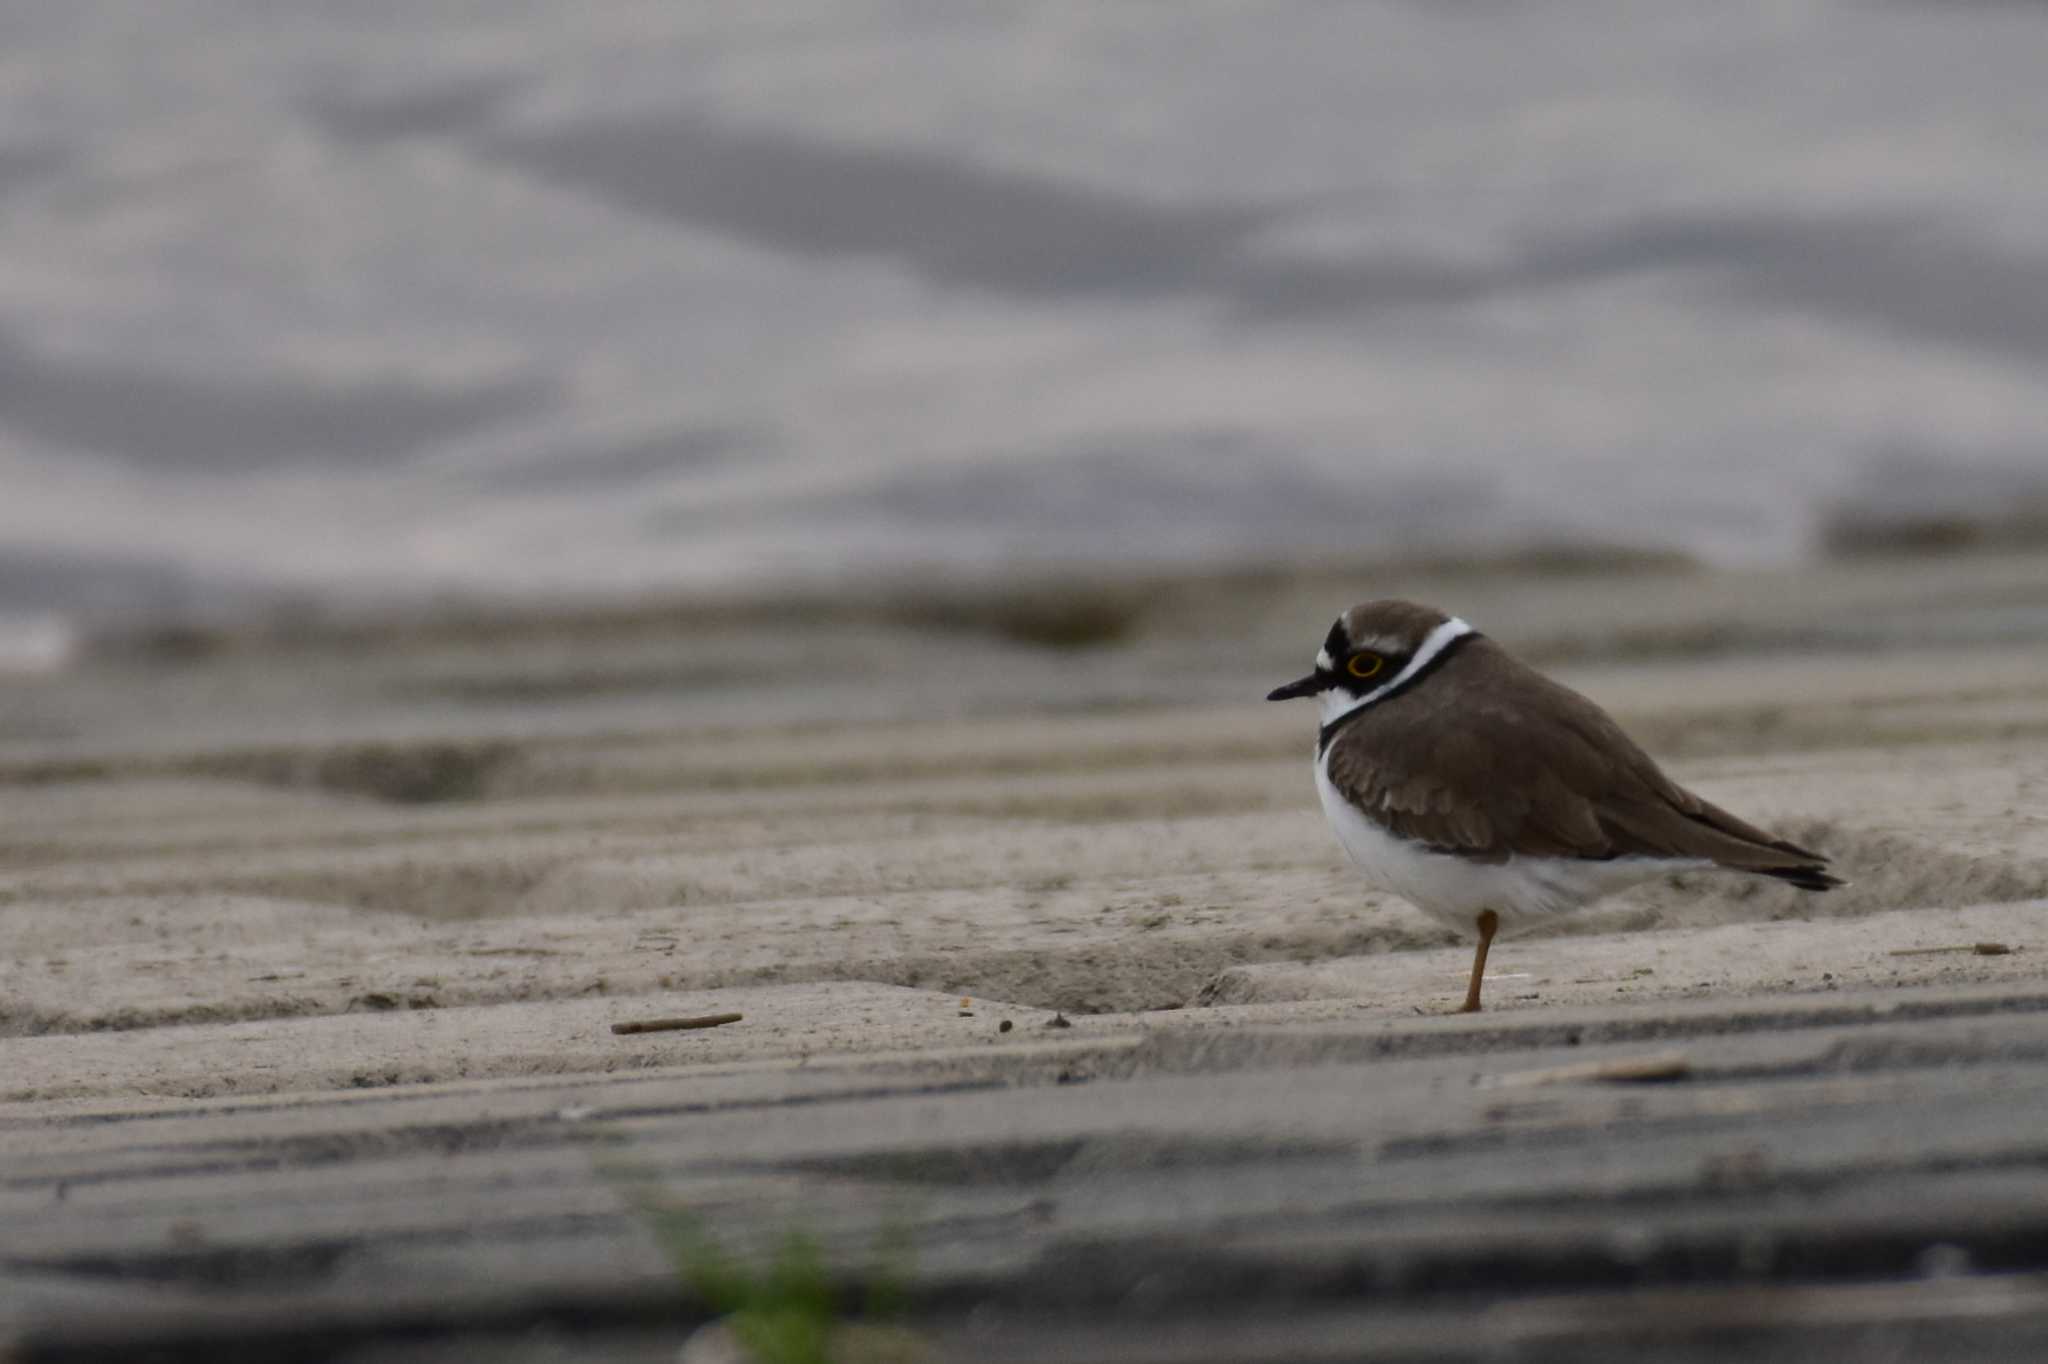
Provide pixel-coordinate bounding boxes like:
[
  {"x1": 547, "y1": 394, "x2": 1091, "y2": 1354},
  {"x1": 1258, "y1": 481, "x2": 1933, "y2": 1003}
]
[{"x1": 1322, "y1": 639, "x2": 1836, "y2": 885}]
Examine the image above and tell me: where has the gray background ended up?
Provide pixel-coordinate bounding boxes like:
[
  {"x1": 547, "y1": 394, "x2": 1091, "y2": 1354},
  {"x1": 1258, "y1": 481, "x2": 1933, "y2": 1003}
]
[{"x1": 3, "y1": 1, "x2": 2046, "y2": 615}]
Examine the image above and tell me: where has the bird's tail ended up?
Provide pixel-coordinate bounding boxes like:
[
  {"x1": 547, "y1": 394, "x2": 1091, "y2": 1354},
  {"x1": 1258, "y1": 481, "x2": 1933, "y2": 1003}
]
[
  {"x1": 1755, "y1": 864, "x2": 1846, "y2": 892},
  {"x1": 1604, "y1": 788, "x2": 1845, "y2": 892}
]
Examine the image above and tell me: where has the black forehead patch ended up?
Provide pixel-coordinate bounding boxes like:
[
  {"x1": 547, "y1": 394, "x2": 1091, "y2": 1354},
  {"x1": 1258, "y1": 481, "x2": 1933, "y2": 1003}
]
[{"x1": 1322, "y1": 618, "x2": 1349, "y2": 659}]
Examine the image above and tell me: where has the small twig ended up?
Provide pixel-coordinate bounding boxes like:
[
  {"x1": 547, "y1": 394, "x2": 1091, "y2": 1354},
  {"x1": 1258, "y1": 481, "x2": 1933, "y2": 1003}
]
[
  {"x1": 611, "y1": 1011, "x2": 744, "y2": 1036},
  {"x1": 1887, "y1": 943, "x2": 2014, "y2": 957},
  {"x1": 1480, "y1": 1051, "x2": 1691, "y2": 1089}
]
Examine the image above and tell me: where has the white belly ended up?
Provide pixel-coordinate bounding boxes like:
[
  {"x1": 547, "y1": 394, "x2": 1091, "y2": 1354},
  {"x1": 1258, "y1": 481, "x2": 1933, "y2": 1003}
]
[{"x1": 1312, "y1": 751, "x2": 1686, "y2": 935}]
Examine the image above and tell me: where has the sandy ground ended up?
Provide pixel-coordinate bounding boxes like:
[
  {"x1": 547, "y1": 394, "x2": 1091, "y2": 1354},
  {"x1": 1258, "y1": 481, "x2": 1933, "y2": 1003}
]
[
  {"x1": 7, "y1": 551, "x2": 2048, "y2": 1357},
  {"x1": 3, "y1": 900, "x2": 2046, "y2": 1110},
  {"x1": 4, "y1": 551, "x2": 2046, "y2": 1105}
]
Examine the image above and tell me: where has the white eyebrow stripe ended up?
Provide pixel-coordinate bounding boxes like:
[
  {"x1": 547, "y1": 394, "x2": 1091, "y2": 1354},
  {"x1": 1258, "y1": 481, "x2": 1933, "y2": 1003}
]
[
  {"x1": 1351, "y1": 635, "x2": 1406, "y2": 655},
  {"x1": 1317, "y1": 616, "x2": 1473, "y2": 741},
  {"x1": 1367, "y1": 616, "x2": 1471, "y2": 702}
]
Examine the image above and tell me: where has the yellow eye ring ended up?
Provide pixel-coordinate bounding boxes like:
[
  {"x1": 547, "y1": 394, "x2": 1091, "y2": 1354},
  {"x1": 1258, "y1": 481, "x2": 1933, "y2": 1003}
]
[{"x1": 1346, "y1": 653, "x2": 1385, "y2": 680}]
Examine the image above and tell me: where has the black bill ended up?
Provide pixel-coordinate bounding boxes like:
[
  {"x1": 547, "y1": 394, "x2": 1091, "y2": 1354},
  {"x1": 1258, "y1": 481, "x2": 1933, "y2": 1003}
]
[{"x1": 1265, "y1": 673, "x2": 1326, "y2": 701}]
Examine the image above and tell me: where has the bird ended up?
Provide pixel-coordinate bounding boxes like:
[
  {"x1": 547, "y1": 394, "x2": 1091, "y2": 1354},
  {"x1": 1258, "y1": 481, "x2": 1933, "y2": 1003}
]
[{"x1": 1266, "y1": 599, "x2": 1840, "y2": 1013}]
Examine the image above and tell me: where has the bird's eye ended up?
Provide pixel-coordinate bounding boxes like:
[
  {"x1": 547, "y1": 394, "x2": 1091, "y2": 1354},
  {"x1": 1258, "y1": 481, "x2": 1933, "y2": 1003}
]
[{"x1": 1346, "y1": 652, "x2": 1385, "y2": 680}]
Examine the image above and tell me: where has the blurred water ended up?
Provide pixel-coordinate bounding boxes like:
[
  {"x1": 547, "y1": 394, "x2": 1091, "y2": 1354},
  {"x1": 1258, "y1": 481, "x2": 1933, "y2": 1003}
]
[{"x1": 2, "y1": 1, "x2": 2047, "y2": 624}]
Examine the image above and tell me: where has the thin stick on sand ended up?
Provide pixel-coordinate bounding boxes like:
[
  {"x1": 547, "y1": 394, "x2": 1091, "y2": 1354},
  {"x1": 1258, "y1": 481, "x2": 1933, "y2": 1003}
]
[
  {"x1": 1887, "y1": 943, "x2": 2014, "y2": 957},
  {"x1": 1479, "y1": 1051, "x2": 1691, "y2": 1089},
  {"x1": 610, "y1": 1011, "x2": 744, "y2": 1036}
]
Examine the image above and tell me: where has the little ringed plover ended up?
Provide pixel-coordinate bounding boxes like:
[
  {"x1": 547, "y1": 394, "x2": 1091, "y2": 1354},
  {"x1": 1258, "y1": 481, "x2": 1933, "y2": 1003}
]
[{"x1": 1268, "y1": 599, "x2": 1840, "y2": 1013}]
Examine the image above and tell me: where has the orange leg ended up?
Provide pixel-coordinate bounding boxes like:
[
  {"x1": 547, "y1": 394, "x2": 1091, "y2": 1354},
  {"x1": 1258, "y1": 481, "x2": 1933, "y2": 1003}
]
[{"x1": 1460, "y1": 909, "x2": 1500, "y2": 1013}]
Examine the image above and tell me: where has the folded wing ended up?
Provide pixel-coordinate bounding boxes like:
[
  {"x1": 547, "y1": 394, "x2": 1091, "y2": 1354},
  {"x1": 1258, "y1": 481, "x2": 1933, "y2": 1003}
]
[{"x1": 1322, "y1": 640, "x2": 1841, "y2": 889}]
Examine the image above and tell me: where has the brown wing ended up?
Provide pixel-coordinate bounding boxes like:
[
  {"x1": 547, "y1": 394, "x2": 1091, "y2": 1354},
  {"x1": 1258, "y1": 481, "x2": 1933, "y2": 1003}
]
[{"x1": 1323, "y1": 638, "x2": 1839, "y2": 885}]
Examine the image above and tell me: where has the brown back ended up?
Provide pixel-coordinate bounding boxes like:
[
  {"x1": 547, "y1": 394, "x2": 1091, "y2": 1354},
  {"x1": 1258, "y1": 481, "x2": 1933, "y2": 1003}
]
[{"x1": 1322, "y1": 635, "x2": 1834, "y2": 879}]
